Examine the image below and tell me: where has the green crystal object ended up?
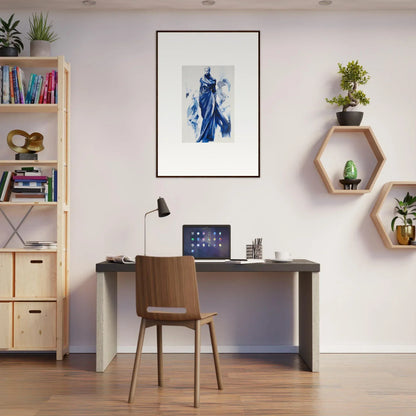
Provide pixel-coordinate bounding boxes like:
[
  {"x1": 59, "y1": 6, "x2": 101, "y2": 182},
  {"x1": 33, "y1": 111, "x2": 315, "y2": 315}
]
[{"x1": 344, "y1": 160, "x2": 357, "y2": 179}]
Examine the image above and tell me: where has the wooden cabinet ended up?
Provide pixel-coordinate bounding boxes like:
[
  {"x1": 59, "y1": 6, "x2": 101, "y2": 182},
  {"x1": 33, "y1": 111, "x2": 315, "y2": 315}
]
[{"x1": 0, "y1": 57, "x2": 70, "y2": 359}]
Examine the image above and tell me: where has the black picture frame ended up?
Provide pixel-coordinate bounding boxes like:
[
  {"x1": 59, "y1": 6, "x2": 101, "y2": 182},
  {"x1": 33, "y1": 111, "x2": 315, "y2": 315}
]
[{"x1": 156, "y1": 30, "x2": 260, "y2": 178}]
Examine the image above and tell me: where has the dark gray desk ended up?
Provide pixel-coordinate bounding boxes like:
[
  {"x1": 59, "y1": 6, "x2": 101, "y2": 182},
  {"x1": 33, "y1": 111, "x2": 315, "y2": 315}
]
[{"x1": 96, "y1": 259, "x2": 320, "y2": 372}]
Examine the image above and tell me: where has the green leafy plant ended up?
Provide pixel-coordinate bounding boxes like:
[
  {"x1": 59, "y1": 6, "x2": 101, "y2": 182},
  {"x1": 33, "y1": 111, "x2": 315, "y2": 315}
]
[
  {"x1": 27, "y1": 12, "x2": 58, "y2": 42},
  {"x1": 0, "y1": 14, "x2": 24, "y2": 53},
  {"x1": 326, "y1": 60, "x2": 370, "y2": 111},
  {"x1": 391, "y1": 192, "x2": 416, "y2": 231}
]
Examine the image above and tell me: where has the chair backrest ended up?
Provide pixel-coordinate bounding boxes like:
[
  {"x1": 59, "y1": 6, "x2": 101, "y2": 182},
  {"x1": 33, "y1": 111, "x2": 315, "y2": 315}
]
[{"x1": 135, "y1": 255, "x2": 202, "y2": 321}]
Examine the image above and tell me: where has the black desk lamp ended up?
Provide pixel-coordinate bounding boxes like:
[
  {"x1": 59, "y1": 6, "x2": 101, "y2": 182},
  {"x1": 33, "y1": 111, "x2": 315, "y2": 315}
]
[{"x1": 144, "y1": 197, "x2": 170, "y2": 255}]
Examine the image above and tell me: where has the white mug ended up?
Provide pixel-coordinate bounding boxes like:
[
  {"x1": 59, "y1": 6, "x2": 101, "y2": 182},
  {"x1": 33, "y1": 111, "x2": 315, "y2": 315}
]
[{"x1": 274, "y1": 250, "x2": 292, "y2": 261}]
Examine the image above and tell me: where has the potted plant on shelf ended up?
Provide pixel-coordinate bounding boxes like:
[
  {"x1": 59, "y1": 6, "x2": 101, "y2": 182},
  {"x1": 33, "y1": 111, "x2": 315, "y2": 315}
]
[
  {"x1": 326, "y1": 60, "x2": 370, "y2": 126},
  {"x1": 27, "y1": 12, "x2": 58, "y2": 57},
  {"x1": 391, "y1": 192, "x2": 416, "y2": 245},
  {"x1": 0, "y1": 14, "x2": 24, "y2": 56}
]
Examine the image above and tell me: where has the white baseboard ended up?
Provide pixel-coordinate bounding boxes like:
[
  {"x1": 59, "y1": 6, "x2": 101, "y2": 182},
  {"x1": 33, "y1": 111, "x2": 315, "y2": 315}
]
[
  {"x1": 69, "y1": 346, "x2": 96, "y2": 353},
  {"x1": 321, "y1": 345, "x2": 416, "y2": 353},
  {"x1": 117, "y1": 345, "x2": 299, "y2": 354},
  {"x1": 69, "y1": 345, "x2": 416, "y2": 354}
]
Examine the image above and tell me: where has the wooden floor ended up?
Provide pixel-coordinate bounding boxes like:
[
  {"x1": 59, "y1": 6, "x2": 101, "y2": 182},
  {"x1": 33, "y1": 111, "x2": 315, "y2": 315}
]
[{"x1": 0, "y1": 353, "x2": 415, "y2": 416}]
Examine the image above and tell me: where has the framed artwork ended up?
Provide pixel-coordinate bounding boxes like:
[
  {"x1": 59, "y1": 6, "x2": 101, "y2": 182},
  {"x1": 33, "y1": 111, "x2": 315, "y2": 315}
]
[{"x1": 156, "y1": 30, "x2": 260, "y2": 177}]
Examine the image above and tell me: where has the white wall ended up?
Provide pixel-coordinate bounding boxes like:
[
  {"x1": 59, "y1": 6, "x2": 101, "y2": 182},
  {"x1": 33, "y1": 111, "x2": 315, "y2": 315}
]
[{"x1": 2, "y1": 9, "x2": 416, "y2": 353}]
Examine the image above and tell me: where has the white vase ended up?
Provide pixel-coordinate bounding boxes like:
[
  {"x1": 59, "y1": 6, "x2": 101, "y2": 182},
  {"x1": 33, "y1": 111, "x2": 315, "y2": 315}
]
[{"x1": 30, "y1": 40, "x2": 51, "y2": 57}]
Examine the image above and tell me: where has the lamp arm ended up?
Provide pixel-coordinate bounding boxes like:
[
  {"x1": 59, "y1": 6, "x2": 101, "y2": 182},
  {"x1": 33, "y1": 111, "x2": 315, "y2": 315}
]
[{"x1": 144, "y1": 208, "x2": 158, "y2": 256}]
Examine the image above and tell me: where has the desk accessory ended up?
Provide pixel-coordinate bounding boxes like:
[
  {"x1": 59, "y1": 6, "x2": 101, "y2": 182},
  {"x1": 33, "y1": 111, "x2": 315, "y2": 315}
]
[
  {"x1": 274, "y1": 250, "x2": 292, "y2": 262},
  {"x1": 183, "y1": 225, "x2": 230, "y2": 259},
  {"x1": 106, "y1": 255, "x2": 135, "y2": 264},
  {"x1": 246, "y1": 244, "x2": 254, "y2": 259},
  {"x1": 143, "y1": 197, "x2": 170, "y2": 255},
  {"x1": 252, "y1": 238, "x2": 263, "y2": 259},
  {"x1": 226, "y1": 259, "x2": 264, "y2": 264}
]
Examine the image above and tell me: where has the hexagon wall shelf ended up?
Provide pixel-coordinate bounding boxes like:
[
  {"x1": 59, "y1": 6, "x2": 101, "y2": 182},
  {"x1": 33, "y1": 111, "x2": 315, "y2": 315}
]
[
  {"x1": 314, "y1": 126, "x2": 386, "y2": 194},
  {"x1": 371, "y1": 181, "x2": 416, "y2": 250}
]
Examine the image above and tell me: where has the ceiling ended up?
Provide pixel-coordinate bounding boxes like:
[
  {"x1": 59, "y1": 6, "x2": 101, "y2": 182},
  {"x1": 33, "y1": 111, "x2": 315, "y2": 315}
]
[{"x1": 1, "y1": 0, "x2": 416, "y2": 11}]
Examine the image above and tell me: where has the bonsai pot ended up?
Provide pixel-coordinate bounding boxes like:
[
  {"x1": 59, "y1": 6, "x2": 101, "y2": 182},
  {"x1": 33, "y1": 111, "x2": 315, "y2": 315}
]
[
  {"x1": 336, "y1": 111, "x2": 363, "y2": 126},
  {"x1": 30, "y1": 40, "x2": 51, "y2": 57},
  {"x1": 396, "y1": 225, "x2": 415, "y2": 245},
  {"x1": 0, "y1": 46, "x2": 19, "y2": 57}
]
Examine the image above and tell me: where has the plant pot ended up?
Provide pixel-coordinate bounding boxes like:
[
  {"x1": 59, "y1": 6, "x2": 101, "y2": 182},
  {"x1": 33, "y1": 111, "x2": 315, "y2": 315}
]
[
  {"x1": 396, "y1": 225, "x2": 415, "y2": 245},
  {"x1": 336, "y1": 111, "x2": 364, "y2": 126},
  {"x1": 30, "y1": 40, "x2": 51, "y2": 57},
  {"x1": 0, "y1": 47, "x2": 19, "y2": 57}
]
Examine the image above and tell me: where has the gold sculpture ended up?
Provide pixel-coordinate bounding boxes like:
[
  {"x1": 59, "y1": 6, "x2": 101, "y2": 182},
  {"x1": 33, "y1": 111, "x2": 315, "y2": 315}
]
[{"x1": 7, "y1": 130, "x2": 44, "y2": 159}]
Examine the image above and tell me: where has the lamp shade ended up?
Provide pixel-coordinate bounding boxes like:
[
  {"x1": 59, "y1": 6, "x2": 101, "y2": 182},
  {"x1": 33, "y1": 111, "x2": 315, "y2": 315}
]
[{"x1": 157, "y1": 197, "x2": 170, "y2": 217}]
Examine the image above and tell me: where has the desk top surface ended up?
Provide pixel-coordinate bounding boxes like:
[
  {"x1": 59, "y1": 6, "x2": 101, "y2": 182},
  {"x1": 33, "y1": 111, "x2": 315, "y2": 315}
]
[{"x1": 96, "y1": 259, "x2": 320, "y2": 273}]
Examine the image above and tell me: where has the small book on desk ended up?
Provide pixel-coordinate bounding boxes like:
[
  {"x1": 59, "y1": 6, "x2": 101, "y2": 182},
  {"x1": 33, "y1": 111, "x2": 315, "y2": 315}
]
[
  {"x1": 225, "y1": 259, "x2": 264, "y2": 264},
  {"x1": 106, "y1": 255, "x2": 135, "y2": 264}
]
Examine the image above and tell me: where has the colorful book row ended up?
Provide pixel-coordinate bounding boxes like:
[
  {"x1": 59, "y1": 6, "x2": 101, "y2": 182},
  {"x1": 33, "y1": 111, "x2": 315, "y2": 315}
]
[
  {"x1": 0, "y1": 169, "x2": 57, "y2": 202},
  {"x1": 0, "y1": 65, "x2": 58, "y2": 104},
  {"x1": 0, "y1": 171, "x2": 13, "y2": 201}
]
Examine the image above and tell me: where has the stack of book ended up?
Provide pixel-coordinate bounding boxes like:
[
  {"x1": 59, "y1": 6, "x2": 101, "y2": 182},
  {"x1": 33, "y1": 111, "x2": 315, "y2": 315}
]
[
  {"x1": 24, "y1": 241, "x2": 57, "y2": 250},
  {"x1": 0, "y1": 65, "x2": 58, "y2": 104},
  {"x1": 12, "y1": 173, "x2": 49, "y2": 202},
  {"x1": 0, "y1": 167, "x2": 58, "y2": 202}
]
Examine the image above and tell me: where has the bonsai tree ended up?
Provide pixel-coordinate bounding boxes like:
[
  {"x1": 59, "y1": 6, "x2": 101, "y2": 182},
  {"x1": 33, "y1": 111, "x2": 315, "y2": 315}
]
[
  {"x1": 326, "y1": 60, "x2": 370, "y2": 111},
  {"x1": 391, "y1": 192, "x2": 416, "y2": 231},
  {"x1": 27, "y1": 12, "x2": 59, "y2": 43},
  {"x1": 0, "y1": 14, "x2": 24, "y2": 53}
]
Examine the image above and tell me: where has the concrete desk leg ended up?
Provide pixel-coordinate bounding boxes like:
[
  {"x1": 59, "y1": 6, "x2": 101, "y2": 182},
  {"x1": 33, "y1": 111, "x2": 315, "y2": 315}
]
[
  {"x1": 298, "y1": 271, "x2": 319, "y2": 372},
  {"x1": 96, "y1": 271, "x2": 118, "y2": 372}
]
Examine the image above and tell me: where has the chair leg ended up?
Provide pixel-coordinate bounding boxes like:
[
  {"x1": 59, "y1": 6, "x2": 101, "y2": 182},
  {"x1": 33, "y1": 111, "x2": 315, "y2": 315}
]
[
  {"x1": 194, "y1": 320, "x2": 201, "y2": 408},
  {"x1": 208, "y1": 320, "x2": 223, "y2": 390},
  {"x1": 128, "y1": 318, "x2": 146, "y2": 403},
  {"x1": 157, "y1": 324, "x2": 163, "y2": 387}
]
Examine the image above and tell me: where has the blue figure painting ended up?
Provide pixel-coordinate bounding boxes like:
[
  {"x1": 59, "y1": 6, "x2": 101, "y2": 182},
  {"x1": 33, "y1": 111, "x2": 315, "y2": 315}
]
[{"x1": 183, "y1": 65, "x2": 233, "y2": 143}]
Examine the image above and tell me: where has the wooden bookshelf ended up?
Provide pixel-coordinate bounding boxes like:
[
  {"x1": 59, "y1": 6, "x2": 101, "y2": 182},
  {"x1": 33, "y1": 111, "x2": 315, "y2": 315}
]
[
  {"x1": 0, "y1": 202, "x2": 58, "y2": 206},
  {"x1": 0, "y1": 160, "x2": 58, "y2": 166},
  {"x1": 0, "y1": 56, "x2": 70, "y2": 359},
  {"x1": 0, "y1": 104, "x2": 58, "y2": 113}
]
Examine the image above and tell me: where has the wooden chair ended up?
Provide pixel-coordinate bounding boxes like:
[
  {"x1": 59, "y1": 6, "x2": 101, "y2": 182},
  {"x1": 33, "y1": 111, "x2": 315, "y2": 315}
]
[{"x1": 128, "y1": 255, "x2": 223, "y2": 408}]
